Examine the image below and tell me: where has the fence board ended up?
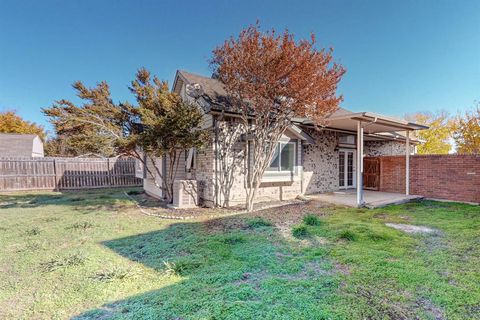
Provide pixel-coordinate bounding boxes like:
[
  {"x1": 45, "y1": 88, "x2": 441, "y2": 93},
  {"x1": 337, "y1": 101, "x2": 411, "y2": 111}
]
[{"x1": 0, "y1": 157, "x2": 142, "y2": 192}]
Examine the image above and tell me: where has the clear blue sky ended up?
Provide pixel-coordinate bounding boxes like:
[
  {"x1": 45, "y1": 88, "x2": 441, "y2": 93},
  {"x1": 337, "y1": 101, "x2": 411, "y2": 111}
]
[{"x1": 1, "y1": 0, "x2": 478, "y2": 135}]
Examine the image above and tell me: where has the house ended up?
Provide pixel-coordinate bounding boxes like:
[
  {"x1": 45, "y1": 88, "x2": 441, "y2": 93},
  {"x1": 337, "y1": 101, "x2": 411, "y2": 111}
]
[
  {"x1": 139, "y1": 70, "x2": 427, "y2": 208},
  {"x1": 0, "y1": 134, "x2": 44, "y2": 157}
]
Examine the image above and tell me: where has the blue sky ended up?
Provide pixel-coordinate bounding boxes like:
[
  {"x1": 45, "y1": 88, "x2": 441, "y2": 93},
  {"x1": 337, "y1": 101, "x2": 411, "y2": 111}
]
[{"x1": 0, "y1": 0, "x2": 479, "y2": 135}]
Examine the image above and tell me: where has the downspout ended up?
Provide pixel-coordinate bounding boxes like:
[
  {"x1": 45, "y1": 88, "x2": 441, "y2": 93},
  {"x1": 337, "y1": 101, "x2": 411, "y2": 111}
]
[
  {"x1": 361, "y1": 117, "x2": 378, "y2": 130},
  {"x1": 162, "y1": 154, "x2": 167, "y2": 200},
  {"x1": 213, "y1": 115, "x2": 219, "y2": 207},
  {"x1": 300, "y1": 141, "x2": 304, "y2": 194}
]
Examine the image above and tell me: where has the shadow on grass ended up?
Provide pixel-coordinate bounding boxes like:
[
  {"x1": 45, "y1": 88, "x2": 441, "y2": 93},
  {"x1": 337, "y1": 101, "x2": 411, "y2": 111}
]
[
  {"x1": 72, "y1": 215, "x2": 338, "y2": 319},
  {"x1": 0, "y1": 187, "x2": 145, "y2": 210}
]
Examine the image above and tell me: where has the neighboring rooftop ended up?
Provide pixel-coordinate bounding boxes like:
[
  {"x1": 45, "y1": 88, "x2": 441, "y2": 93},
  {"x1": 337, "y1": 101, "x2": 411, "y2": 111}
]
[{"x1": 0, "y1": 133, "x2": 44, "y2": 157}]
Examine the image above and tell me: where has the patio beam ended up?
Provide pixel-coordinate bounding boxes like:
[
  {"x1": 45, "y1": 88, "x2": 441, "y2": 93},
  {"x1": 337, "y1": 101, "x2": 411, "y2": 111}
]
[
  {"x1": 356, "y1": 121, "x2": 364, "y2": 207},
  {"x1": 406, "y1": 130, "x2": 410, "y2": 195}
]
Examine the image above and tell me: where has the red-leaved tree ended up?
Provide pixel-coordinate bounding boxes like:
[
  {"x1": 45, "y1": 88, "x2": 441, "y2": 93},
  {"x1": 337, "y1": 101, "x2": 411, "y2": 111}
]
[{"x1": 211, "y1": 24, "x2": 345, "y2": 211}]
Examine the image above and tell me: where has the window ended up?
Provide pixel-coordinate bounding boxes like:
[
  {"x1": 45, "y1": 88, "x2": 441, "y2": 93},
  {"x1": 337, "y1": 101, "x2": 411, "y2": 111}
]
[
  {"x1": 135, "y1": 151, "x2": 146, "y2": 179},
  {"x1": 186, "y1": 148, "x2": 196, "y2": 172},
  {"x1": 339, "y1": 135, "x2": 355, "y2": 145},
  {"x1": 267, "y1": 142, "x2": 296, "y2": 172}
]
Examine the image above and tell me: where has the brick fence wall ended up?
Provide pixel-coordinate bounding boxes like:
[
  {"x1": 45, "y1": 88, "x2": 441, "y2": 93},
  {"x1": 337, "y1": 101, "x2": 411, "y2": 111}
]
[{"x1": 367, "y1": 155, "x2": 480, "y2": 203}]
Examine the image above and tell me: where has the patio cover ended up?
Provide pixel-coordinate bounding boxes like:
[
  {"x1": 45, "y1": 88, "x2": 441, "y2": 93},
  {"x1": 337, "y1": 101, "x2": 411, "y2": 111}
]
[{"x1": 295, "y1": 110, "x2": 428, "y2": 134}]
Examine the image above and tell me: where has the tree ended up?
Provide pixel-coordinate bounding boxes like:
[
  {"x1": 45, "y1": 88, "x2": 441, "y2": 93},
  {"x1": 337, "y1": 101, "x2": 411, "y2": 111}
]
[
  {"x1": 43, "y1": 132, "x2": 116, "y2": 157},
  {"x1": 43, "y1": 82, "x2": 120, "y2": 157},
  {"x1": 405, "y1": 111, "x2": 454, "y2": 154},
  {"x1": 453, "y1": 104, "x2": 480, "y2": 154},
  {"x1": 43, "y1": 68, "x2": 209, "y2": 202},
  {"x1": 211, "y1": 24, "x2": 345, "y2": 211},
  {"x1": 128, "y1": 69, "x2": 210, "y2": 201},
  {"x1": 0, "y1": 110, "x2": 46, "y2": 139}
]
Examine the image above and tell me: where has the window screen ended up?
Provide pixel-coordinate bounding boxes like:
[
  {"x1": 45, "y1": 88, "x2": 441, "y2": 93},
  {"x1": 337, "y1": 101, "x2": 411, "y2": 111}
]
[{"x1": 267, "y1": 142, "x2": 295, "y2": 172}]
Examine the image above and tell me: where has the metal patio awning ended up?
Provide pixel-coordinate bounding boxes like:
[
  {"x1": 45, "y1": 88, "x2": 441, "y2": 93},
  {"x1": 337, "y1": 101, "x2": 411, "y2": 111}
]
[{"x1": 296, "y1": 112, "x2": 428, "y2": 134}]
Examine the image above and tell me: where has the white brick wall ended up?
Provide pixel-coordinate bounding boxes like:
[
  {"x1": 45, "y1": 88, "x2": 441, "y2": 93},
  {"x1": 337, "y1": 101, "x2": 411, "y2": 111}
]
[
  {"x1": 364, "y1": 140, "x2": 414, "y2": 156},
  {"x1": 143, "y1": 117, "x2": 413, "y2": 207},
  {"x1": 302, "y1": 130, "x2": 339, "y2": 194}
]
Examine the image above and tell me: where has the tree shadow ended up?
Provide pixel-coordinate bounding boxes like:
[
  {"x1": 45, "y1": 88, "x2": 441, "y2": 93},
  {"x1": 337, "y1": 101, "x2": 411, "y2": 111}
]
[
  {"x1": 72, "y1": 215, "x2": 338, "y2": 319},
  {"x1": 0, "y1": 187, "x2": 143, "y2": 210}
]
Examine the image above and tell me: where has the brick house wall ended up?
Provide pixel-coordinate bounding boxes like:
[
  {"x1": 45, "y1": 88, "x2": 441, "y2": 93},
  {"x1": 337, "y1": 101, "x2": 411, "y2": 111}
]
[
  {"x1": 364, "y1": 140, "x2": 414, "y2": 156},
  {"x1": 144, "y1": 124, "x2": 417, "y2": 207},
  {"x1": 303, "y1": 130, "x2": 339, "y2": 194},
  {"x1": 372, "y1": 155, "x2": 480, "y2": 203},
  {"x1": 193, "y1": 118, "x2": 305, "y2": 207}
]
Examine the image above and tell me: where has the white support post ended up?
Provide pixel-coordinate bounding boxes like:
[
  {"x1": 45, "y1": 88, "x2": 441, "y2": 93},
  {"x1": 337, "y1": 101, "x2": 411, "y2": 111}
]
[
  {"x1": 356, "y1": 121, "x2": 364, "y2": 207},
  {"x1": 406, "y1": 130, "x2": 410, "y2": 195}
]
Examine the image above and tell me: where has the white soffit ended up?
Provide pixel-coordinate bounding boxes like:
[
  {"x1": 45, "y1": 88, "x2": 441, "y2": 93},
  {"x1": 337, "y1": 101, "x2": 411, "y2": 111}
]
[{"x1": 326, "y1": 112, "x2": 428, "y2": 134}]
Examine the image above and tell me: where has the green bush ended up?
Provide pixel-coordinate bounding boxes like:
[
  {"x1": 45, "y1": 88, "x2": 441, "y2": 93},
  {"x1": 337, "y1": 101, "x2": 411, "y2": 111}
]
[
  {"x1": 292, "y1": 224, "x2": 309, "y2": 238},
  {"x1": 247, "y1": 217, "x2": 273, "y2": 228},
  {"x1": 303, "y1": 214, "x2": 322, "y2": 226},
  {"x1": 338, "y1": 230, "x2": 357, "y2": 241}
]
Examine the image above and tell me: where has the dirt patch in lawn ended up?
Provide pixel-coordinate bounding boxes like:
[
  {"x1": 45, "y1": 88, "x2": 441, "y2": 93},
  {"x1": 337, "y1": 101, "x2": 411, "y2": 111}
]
[
  {"x1": 233, "y1": 271, "x2": 268, "y2": 289},
  {"x1": 354, "y1": 286, "x2": 446, "y2": 320},
  {"x1": 334, "y1": 262, "x2": 351, "y2": 276},
  {"x1": 385, "y1": 223, "x2": 439, "y2": 235},
  {"x1": 416, "y1": 298, "x2": 446, "y2": 320},
  {"x1": 203, "y1": 201, "x2": 331, "y2": 233}
]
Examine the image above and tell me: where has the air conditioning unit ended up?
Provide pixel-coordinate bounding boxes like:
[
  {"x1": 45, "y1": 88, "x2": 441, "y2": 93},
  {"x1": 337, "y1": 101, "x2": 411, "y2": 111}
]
[{"x1": 170, "y1": 180, "x2": 198, "y2": 208}]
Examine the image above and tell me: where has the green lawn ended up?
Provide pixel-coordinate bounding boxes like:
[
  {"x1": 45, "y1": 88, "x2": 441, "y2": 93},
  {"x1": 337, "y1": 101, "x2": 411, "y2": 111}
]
[{"x1": 0, "y1": 188, "x2": 478, "y2": 319}]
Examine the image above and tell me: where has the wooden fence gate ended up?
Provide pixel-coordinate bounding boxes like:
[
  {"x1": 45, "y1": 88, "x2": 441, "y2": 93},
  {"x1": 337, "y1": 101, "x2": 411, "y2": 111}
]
[
  {"x1": 363, "y1": 157, "x2": 380, "y2": 190},
  {"x1": 0, "y1": 157, "x2": 142, "y2": 192}
]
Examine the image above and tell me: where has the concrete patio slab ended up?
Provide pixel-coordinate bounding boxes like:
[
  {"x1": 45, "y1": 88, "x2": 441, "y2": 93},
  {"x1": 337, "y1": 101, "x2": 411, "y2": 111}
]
[{"x1": 309, "y1": 189, "x2": 423, "y2": 209}]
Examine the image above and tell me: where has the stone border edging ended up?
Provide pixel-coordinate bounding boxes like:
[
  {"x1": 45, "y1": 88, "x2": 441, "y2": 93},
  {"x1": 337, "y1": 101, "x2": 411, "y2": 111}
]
[{"x1": 123, "y1": 191, "x2": 309, "y2": 220}]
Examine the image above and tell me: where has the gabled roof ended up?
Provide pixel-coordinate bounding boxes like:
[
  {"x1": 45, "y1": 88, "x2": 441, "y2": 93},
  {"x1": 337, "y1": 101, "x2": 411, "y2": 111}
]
[
  {"x1": 173, "y1": 70, "x2": 428, "y2": 134},
  {"x1": 174, "y1": 70, "x2": 229, "y2": 107}
]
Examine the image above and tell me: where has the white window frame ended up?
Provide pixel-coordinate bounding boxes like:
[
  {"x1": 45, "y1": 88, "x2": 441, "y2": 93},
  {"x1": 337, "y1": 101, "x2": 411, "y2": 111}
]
[
  {"x1": 186, "y1": 148, "x2": 196, "y2": 179},
  {"x1": 266, "y1": 141, "x2": 297, "y2": 172},
  {"x1": 186, "y1": 148, "x2": 196, "y2": 172},
  {"x1": 338, "y1": 149, "x2": 356, "y2": 189}
]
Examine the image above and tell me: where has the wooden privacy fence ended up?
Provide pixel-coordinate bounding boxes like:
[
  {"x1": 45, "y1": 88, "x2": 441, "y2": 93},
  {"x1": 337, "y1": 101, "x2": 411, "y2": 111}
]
[{"x1": 0, "y1": 157, "x2": 142, "y2": 191}]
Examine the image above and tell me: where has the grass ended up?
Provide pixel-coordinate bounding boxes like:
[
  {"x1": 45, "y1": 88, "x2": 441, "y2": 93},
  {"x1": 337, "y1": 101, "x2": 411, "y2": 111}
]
[
  {"x1": 40, "y1": 253, "x2": 86, "y2": 273},
  {"x1": 0, "y1": 189, "x2": 479, "y2": 319},
  {"x1": 292, "y1": 224, "x2": 309, "y2": 238},
  {"x1": 303, "y1": 214, "x2": 322, "y2": 226},
  {"x1": 247, "y1": 216, "x2": 273, "y2": 228},
  {"x1": 337, "y1": 229, "x2": 357, "y2": 241}
]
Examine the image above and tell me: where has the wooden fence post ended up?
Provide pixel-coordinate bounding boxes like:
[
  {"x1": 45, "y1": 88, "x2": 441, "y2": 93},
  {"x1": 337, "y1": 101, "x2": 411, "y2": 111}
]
[
  {"x1": 107, "y1": 158, "x2": 112, "y2": 186},
  {"x1": 53, "y1": 158, "x2": 60, "y2": 191}
]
